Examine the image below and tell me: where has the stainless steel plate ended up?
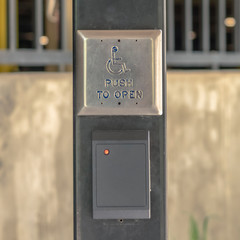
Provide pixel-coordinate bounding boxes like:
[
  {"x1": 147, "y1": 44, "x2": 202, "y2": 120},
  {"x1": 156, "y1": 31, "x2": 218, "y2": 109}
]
[{"x1": 76, "y1": 30, "x2": 162, "y2": 116}]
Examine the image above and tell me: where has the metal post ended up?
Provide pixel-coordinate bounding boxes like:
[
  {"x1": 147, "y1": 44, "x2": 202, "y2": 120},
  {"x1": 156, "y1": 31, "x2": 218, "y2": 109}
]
[
  {"x1": 185, "y1": 0, "x2": 193, "y2": 52},
  {"x1": 219, "y1": 0, "x2": 226, "y2": 52},
  {"x1": 59, "y1": 0, "x2": 68, "y2": 71},
  {"x1": 73, "y1": 0, "x2": 167, "y2": 240},
  {"x1": 203, "y1": 0, "x2": 210, "y2": 52},
  {"x1": 234, "y1": 0, "x2": 240, "y2": 51},
  {"x1": 9, "y1": 0, "x2": 17, "y2": 51},
  {"x1": 168, "y1": 0, "x2": 175, "y2": 52},
  {"x1": 35, "y1": 0, "x2": 43, "y2": 51}
]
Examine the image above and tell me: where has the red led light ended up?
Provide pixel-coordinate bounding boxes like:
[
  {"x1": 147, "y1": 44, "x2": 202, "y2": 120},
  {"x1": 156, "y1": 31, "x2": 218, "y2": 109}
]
[{"x1": 104, "y1": 149, "x2": 110, "y2": 155}]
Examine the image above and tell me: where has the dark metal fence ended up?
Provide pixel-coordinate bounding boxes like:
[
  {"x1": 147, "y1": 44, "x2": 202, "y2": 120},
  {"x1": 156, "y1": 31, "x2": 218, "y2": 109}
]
[
  {"x1": 167, "y1": 0, "x2": 240, "y2": 68},
  {"x1": 1, "y1": 0, "x2": 240, "y2": 69},
  {"x1": 0, "y1": 0, "x2": 71, "y2": 69}
]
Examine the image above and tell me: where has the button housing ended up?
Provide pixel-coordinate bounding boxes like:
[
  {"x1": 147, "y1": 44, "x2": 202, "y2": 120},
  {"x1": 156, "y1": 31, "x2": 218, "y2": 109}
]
[{"x1": 92, "y1": 130, "x2": 151, "y2": 219}]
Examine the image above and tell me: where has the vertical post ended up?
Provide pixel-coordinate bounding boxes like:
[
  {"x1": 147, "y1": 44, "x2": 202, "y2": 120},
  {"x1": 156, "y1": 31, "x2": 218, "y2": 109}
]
[
  {"x1": 219, "y1": 0, "x2": 226, "y2": 52},
  {"x1": 202, "y1": 0, "x2": 210, "y2": 52},
  {"x1": 9, "y1": 0, "x2": 16, "y2": 51},
  {"x1": 35, "y1": 0, "x2": 43, "y2": 51},
  {"x1": 60, "y1": 0, "x2": 67, "y2": 51},
  {"x1": 0, "y1": 0, "x2": 7, "y2": 49},
  {"x1": 59, "y1": 0, "x2": 67, "y2": 71},
  {"x1": 185, "y1": 0, "x2": 193, "y2": 52},
  {"x1": 234, "y1": 0, "x2": 239, "y2": 51},
  {"x1": 73, "y1": 0, "x2": 166, "y2": 240},
  {"x1": 167, "y1": 0, "x2": 175, "y2": 52}
]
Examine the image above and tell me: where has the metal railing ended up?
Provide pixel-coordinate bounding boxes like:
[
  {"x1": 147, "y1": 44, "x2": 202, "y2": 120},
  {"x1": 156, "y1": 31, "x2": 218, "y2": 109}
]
[
  {"x1": 167, "y1": 0, "x2": 240, "y2": 69},
  {"x1": 1, "y1": 0, "x2": 240, "y2": 70},
  {"x1": 0, "y1": 0, "x2": 72, "y2": 68}
]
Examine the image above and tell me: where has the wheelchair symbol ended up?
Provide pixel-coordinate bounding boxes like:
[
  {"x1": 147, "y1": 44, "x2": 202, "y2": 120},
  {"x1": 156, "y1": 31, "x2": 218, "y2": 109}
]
[{"x1": 106, "y1": 46, "x2": 131, "y2": 75}]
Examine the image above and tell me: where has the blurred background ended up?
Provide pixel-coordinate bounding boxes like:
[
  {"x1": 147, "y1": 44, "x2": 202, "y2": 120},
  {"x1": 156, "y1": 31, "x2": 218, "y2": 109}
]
[{"x1": 0, "y1": 0, "x2": 240, "y2": 240}]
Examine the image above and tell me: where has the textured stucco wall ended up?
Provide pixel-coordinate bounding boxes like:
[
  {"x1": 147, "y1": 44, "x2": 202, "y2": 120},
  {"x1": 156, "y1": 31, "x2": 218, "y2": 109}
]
[
  {"x1": 168, "y1": 71, "x2": 240, "y2": 240},
  {"x1": 0, "y1": 72, "x2": 239, "y2": 240},
  {"x1": 0, "y1": 73, "x2": 73, "y2": 240}
]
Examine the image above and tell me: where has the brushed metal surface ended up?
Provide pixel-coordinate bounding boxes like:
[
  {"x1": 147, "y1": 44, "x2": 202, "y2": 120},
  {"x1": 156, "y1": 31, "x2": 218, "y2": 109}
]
[{"x1": 76, "y1": 30, "x2": 162, "y2": 115}]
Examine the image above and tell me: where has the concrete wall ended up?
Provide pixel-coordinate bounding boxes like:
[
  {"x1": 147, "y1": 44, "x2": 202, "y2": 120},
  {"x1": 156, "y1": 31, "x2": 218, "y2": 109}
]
[
  {"x1": 0, "y1": 72, "x2": 239, "y2": 240},
  {"x1": 168, "y1": 72, "x2": 240, "y2": 240},
  {"x1": 0, "y1": 73, "x2": 73, "y2": 240}
]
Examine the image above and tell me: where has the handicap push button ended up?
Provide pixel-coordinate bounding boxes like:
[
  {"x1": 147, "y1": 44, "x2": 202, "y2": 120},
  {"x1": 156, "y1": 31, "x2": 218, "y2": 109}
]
[{"x1": 106, "y1": 46, "x2": 131, "y2": 75}]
